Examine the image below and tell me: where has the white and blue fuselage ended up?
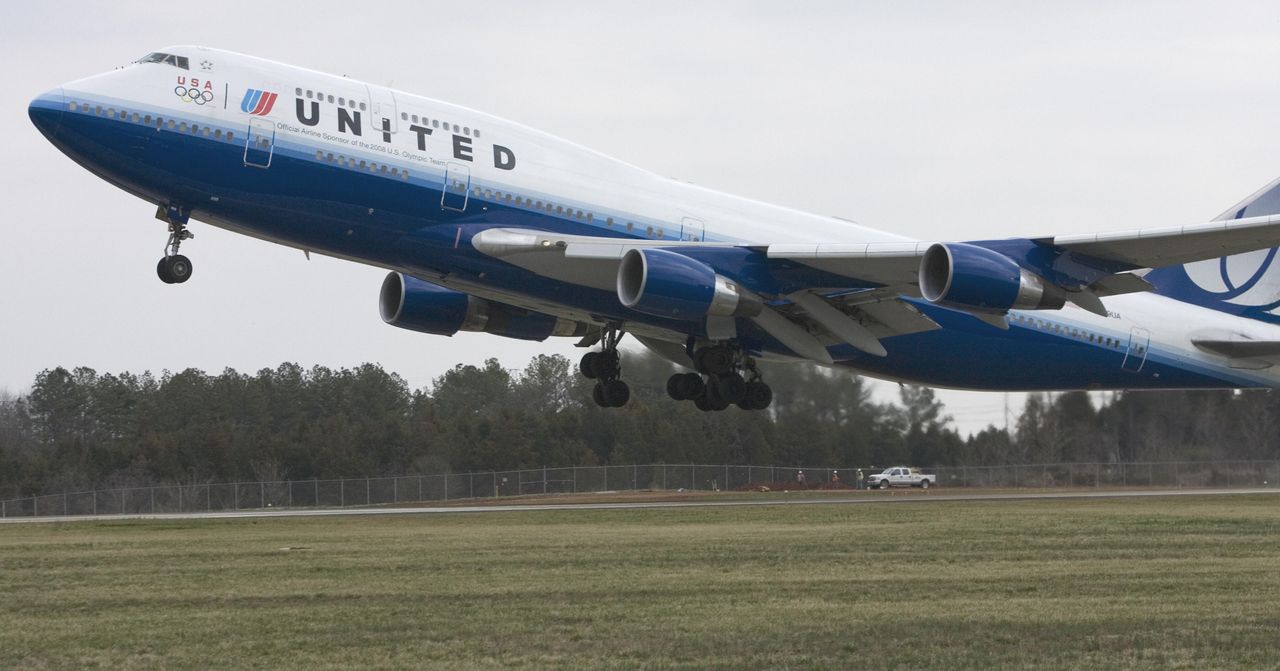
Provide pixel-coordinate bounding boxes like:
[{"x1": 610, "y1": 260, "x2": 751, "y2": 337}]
[{"x1": 28, "y1": 46, "x2": 1280, "y2": 395}]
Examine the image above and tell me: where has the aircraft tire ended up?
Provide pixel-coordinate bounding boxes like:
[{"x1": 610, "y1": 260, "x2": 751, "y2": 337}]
[
  {"x1": 592, "y1": 382, "x2": 608, "y2": 407},
  {"x1": 164, "y1": 255, "x2": 193, "y2": 284},
  {"x1": 603, "y1": 379, "x2": 630, "y2": 407},
  {"x1": 156, "y1": 258, "x2": 175, "y2": 284},
  {"x1": 591, "y1": 350, "x2": 620, "y2": 379},
  {"x1": 580, "y1": 352, "x2": 600, "y2": 379},
  {"x1": 713, "y1": 372, "x2": 746, "y2": 404}
]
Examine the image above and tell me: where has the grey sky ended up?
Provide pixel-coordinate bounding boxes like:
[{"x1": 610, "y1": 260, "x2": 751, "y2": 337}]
[{"x1": 4, "y1": 2, "x2": 1278, "y2": 434}]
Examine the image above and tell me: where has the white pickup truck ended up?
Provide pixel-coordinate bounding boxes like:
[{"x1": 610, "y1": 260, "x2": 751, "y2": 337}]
[{"x1": 866, "y1": 467, "x2": 936, "y2": 489}]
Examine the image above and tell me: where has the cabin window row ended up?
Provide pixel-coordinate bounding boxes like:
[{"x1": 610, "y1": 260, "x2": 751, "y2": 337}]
[
  {"x1": 68, "y1": 101, "x2": 236, "y2": 142},
  {"x1": 470, "y1": 185, "x2": 662, "y2": 238},
  {"x1": 297, "y1": 88, "x2": 367, "y2": 111},
  {"x1": 315, "y1": 150, "x2": 410, "y2": 181},
  {"x1": 400, "y1": 112, "x2": 478, "y2": 138},
  {"x1": 1009, "y1": 313, "x2": 1123, "y2": 348}
]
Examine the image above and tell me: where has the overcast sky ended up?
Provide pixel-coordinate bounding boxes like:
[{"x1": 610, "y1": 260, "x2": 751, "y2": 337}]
[{"x1": 4, "y1": 2, "x2": 1279, "y2": 434}]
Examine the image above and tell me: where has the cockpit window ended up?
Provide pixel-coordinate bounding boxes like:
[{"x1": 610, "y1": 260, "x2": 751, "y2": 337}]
[{"x1": 137, "y1": 52, "x2": 190, "y2": 70}]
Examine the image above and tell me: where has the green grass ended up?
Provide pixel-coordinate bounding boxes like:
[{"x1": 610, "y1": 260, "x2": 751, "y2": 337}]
[{"x1": 3, "y1": 496, "x2": 1280, "y2": 670}]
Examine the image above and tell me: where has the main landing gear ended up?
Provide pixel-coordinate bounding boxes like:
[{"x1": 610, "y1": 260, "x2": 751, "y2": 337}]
[
  {"x1": 155, "y1": 205, "x2": 194, "y2": 284},
  {"x1": 667, "y1": 343, "x2": 772, "y2": 412},
  {"x1": 580, "y1": 327, "x2": 630, "y2": 408}
]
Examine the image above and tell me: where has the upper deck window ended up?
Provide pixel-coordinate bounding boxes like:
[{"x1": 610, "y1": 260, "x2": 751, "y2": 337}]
[{"x1": 137, "y1": 52, "x2": 190, "y2": 70}]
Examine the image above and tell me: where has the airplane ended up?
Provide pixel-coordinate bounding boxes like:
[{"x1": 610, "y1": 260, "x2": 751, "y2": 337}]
[{"x1": 28, "y1": 46, "x2": 1280, "y2": 412}]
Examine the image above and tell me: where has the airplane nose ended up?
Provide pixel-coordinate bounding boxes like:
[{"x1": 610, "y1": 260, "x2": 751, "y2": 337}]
[{"x1": 28, "y1": 87, "x2": 65, "y2": 138}]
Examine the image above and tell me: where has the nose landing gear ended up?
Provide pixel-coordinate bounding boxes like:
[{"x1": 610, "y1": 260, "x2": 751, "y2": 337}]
[
  {"x1": 668, "y1": 343, "x2": 772, "y2": 411},
  {"x1": 155, "y1": 205, "x2": 194, "y2": 284},
  {"x1": 580, "y1": 326, "x2": 630, "y2": 408}
]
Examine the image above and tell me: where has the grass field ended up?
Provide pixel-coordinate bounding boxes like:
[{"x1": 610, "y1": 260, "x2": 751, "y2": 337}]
[{"x1": 3, "y1": 495, "x2": 1279, "y2": 670}]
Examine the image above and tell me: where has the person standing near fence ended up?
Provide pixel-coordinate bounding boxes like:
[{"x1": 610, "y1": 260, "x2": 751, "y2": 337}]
[
  {"x1": 831, "y1": 470, "x2": 840, "y2": 486},
  {"x1": 797, "y1": 470, "x2": 806, "y2": 487},
  {"x1": 856, "y1": 468, "x2": 864, "y2": 490}
]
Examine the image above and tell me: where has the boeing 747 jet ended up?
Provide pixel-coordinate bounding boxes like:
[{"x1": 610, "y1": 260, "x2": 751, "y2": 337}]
[{"x1": 29, "y1": 46, "x2": 1280, "y2": 411}]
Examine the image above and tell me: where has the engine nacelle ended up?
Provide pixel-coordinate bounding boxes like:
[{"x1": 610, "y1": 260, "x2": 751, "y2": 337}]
[
  {"x1": 616, "y1": 248, "x2": 762, "y2": 320},
  {"x1": 379, "y1": 273, "x2": 590, "y2": 341},
  {"x1": 919, "y1": 243, "x2": 1065, "y2": 312}
]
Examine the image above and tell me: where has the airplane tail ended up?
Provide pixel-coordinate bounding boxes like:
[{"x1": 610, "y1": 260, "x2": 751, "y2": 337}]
[{"x1": 1145, "y1": 176, "x2": 1280, "y2": 323}]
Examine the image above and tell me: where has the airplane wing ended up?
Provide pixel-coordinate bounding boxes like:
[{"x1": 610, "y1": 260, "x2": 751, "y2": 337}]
[{"x1": 471, "y1": 210, "x2": 1280, "y2": 363}]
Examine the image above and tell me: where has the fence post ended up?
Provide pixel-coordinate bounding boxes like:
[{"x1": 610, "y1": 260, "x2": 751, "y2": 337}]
[
  {"x1": 34, "y1": 497, "x2": 37, "y2": 517},
  {"x1": 469, "y1": 472, "x2": 474, "y2": 499},
  {"x1": 573, "y1": 466, "x2": 578, "y2": 493},
  {"x1": 691, "y1": 464, "x2": 695, "y2": 490},
  {"x1": 724, "y1": 464, "x2": 729, "y2": 491},
  {"x1": 635, "y1": 464, "x2": 639, "y2": 491},
  {"x1": 340, "y1": 480, "x2": 345, "y2": 507},
  {"x1": 260, "y1": 482, "x2": 265, "y2": 508},
  {"x1": 1095, "y1": 462, "x2": 1100, "y2": 488},
  {"x1": 443, "y1": 473, "x2": 448, "y2": 501},
  {"x1": 366, "y1": 478, "x2": 370, "y2": 506},
  {"x1": 149, "y1": 488, "x2": 154, "y2": 514},
  {"x1": 206, "y1": 485, "x2": 210, "y2": 512},
  {"x1": 394, "y1": 477, "x2": 398, "y2": 504},
  {"x1": 518, "y1": 470, "x2": 522, "y2": 496},
  {"x1": 234, "y1": 483, "x2": 239, "y2": 510},
  {"x1": 545, "y1": 466, "x2": 548, "y2": 495},
  {"x1": 288, "y1": 482, "x2": 292, "y2": 508},
  {"x1": 419, "y1": 475, "x2": 424, "y2": 501},
  {"x1": 178, "y1": 487, "x2": 183, "y2": 513}
]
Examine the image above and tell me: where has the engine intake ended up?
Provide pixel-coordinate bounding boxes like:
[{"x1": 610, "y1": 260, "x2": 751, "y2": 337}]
[
  {"x1": 617, "y1": 248, "x2": 762, "y2": 320},
  {"x1": 919, "y1": 243, "x2": 1065, "y2": 312},
  {"x1": 379, "y1": 273, "x2": 590, "y2": 341}
]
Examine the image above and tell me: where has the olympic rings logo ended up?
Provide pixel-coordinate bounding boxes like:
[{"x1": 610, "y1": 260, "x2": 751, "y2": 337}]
[{"x1": 174, "y1": 86, "x2": 214, "y2": 105}]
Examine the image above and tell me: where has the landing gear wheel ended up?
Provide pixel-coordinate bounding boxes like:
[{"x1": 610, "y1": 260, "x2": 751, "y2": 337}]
[
  {"x1": 580, "y1": 351, "x2": 600, "y2": 379},
  {"x1": 591, "y1": 349, "x2": 620, "y2": 380},
  {"x1": 712, "y1": 372, "x2": 746, "y2": 405},
  {"x1": 668, "y1": 373, "x2": 704, "y2": 401},
  {"x1": 584, "y1": 326, "x2": 629, "y2": 407},
  {"x1": 592, "y1": 382, "x2": 607, "y2": 407},
  {"x1": 157, "y1": 255, "x2": 192, "y2": 284},
  {"x1": 738, "y1": 381, "x2": 773, "y2": 410},
  {"x1": 157, "y1": 258, "x2": 175, "y2": 284},
  {"x1": 603, "y1": 379, "x2": 630, "y2": 407}
]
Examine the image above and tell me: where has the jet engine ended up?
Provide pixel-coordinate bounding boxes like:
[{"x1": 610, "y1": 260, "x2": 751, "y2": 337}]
[
  {"x1": 919, "y1": 243, "x2": 1065, "y2": 312},
  {"x1": 379, "y1": 273, "x2": 589, "y2": 341},
  {"x1": 616, "y1": 248, "x2": 762, "y2": 320}
]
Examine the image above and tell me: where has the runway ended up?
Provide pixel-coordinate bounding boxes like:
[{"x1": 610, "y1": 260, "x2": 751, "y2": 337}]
[{"x1": 1, "y1": 487, "x2": 1277, "y2": 524}]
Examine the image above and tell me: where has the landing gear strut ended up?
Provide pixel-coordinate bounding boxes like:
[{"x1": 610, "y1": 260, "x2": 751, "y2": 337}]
[
  {"x1": 667, "y1": 342, "x2": 772, "y2": 412},
  {"x1": 580, "y1": 326, "x2": 630, "y2": 408},
  {"x1": 156, "y1": 204, "x2": 194, "y2": 284}
]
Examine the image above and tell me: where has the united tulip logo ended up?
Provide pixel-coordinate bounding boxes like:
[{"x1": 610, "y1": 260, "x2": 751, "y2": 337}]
[{"x1": 240, "y1": 89, "x2": 277, "y2": 116}]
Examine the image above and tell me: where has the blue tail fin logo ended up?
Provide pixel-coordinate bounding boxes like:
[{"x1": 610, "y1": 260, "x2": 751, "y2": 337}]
[{"x1": 1147, "y1": 176, "x2": 1280, "y2": 323}]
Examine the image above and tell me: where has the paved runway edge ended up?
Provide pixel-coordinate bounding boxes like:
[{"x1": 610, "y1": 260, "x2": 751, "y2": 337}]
[{"x1": 2, "y1": 488, "x2": 1278, "y2": 524}]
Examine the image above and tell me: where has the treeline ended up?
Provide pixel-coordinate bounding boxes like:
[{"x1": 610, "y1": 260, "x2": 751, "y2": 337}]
[{"x1": 1, "y1": 348, "x2": 1277, "y2": 497}]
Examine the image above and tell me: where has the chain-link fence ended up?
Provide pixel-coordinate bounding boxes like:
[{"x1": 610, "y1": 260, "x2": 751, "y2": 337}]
[{"x1": 3, "y1": 460, "x2": 1277, "y2": 518}]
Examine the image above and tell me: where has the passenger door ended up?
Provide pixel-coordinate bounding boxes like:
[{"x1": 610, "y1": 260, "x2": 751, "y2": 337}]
[
  {"x1": 441, "y1": 162, "x2": 470, "y2": 212},
  {"x1": 243, "y1": 118, "x2": 275, "y2": 168},
  {"x1": 1122, "y1": 327, "x2": 1151, "y2": 372}
]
